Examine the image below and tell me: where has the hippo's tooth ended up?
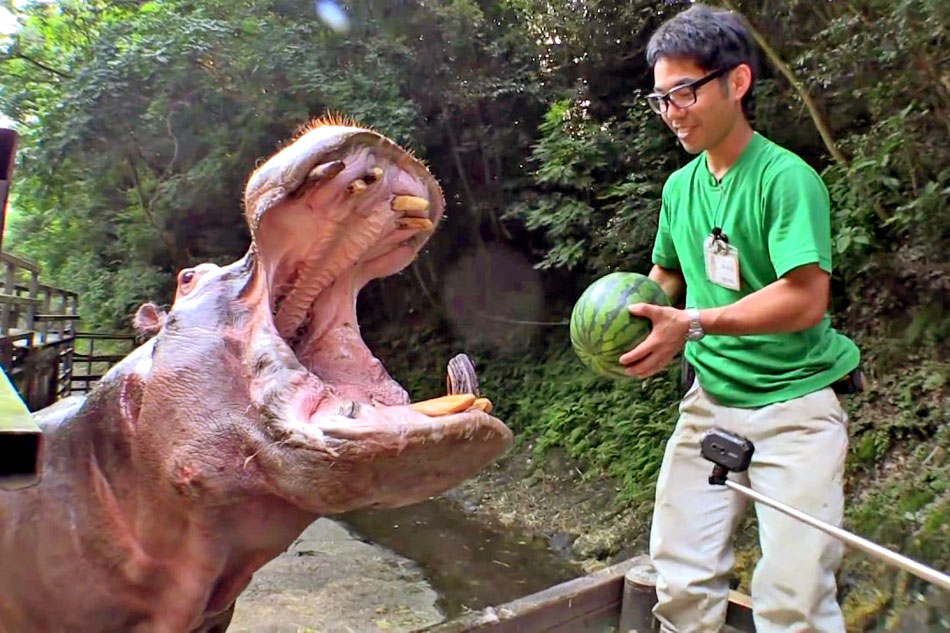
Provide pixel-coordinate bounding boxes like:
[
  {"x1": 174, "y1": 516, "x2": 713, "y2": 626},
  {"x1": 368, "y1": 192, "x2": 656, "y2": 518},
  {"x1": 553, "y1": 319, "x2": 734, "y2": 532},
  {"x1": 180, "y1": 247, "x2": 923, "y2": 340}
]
[
  {"x1": 307, "y1": 160, "x2": 346, "y2": 182},
  {"x1": 471, "y1": 398, "x2": 493, "y2": 414},
  {"x1": 392, "y1": 195, "x2": 430, "y2": 217},
  {"x1": 339, "y1": 401, "x2": 360, "y2": 419},
  {"x1": 364, "y1": 167, "x2": 384, "y2": 184},
  {"x1": 410, "y1": 394, "x2": 476, "y2": 416},
  {"x1": 347, "y1": 178, "x2": 368, "y2": 194},
  {"x1": 395, "y1": 218, "x2": 434, "y2": 232}
]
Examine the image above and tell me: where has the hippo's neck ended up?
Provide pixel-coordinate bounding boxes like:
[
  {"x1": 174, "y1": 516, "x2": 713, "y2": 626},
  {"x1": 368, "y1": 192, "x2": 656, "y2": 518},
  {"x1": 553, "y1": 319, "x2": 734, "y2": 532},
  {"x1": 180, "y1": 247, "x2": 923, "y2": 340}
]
[{"x1": 2, "y1": 379, "x2": 313, "y2": 632}]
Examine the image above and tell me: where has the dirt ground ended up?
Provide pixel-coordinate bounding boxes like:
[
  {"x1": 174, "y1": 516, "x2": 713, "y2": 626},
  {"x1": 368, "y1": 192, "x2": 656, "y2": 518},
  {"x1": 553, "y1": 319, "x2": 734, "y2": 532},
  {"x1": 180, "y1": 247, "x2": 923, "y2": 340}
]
[
  {"x1": 230, "y1": 519, "x2": 445, "y2": 633},
  {"x1": 446, "y1": 443, "x2": 642, "y2": 571}
]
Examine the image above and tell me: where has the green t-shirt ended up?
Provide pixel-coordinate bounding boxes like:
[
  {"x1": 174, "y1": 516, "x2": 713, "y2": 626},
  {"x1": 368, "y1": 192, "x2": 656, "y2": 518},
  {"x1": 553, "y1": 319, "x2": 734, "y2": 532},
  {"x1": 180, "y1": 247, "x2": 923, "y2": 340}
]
[{"x1": 652, "y1": 132, "x2": 860, "y2": 408}]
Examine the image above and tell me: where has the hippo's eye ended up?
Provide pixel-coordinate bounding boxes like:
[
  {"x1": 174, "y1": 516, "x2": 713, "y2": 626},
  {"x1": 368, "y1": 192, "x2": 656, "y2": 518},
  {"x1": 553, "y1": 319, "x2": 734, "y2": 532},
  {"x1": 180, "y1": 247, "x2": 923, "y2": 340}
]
[{"x1": 178, "y1": 269, "x2": 196, "y2": 289}]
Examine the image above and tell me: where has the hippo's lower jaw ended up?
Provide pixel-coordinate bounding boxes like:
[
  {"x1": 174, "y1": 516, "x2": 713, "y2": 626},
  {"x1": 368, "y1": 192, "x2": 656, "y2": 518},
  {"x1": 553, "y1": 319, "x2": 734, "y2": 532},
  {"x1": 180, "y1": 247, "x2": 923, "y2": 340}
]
[{"x1": 231, "y1": 121, "x2": 512, "y2": 514}]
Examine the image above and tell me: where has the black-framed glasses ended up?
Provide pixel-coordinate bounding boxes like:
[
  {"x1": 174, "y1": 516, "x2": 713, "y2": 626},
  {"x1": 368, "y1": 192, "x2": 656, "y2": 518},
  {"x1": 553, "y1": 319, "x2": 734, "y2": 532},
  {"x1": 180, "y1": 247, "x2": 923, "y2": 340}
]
[{"x1": 646, "y1": 66, "x2": 733, "y2": 114}]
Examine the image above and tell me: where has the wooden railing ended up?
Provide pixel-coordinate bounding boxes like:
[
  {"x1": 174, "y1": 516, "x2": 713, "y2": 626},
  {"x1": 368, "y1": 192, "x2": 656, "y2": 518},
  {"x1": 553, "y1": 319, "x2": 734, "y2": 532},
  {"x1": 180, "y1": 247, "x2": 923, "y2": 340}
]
[
  {"x1": 0, "y1": 250, "x2": 79, "y2": 342},
  {"x1": 0, "y1": 250, "x2": 80, "y2": 410}
]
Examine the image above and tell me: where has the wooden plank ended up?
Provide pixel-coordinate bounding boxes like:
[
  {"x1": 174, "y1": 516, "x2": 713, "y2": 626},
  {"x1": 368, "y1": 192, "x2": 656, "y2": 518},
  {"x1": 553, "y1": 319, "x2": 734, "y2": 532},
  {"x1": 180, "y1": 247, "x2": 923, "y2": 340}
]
[
  {"x1": 25, "y1": 271, "x2": 38, "y2": 332},
  {"x1": 72, "y1": 353, "x2": 126, "y2": 363},
  {"x1": 1, "y1": 262, "x2": 15, "y2": 335},
  {"x1": 0, "y1": 332, "x2": 34, "y2": 345},
  {"x1": 74, "y1": 332, "x2": 136, "y2": 340},
  {"x1": 12, "y1": 282, "x2": 78, "y2": 297},
  {"x1": 417, "y1": 556, "x2": 757, "y2": 633},
  {"x1": 726, "y1": 590, "x2": 756, "y2": 631},
  {"x1": 0, "y1": 294, "x2": 40, "y2": 306},
  {"x1": 33, "y1": 334, "x2": 75, "y2": 346},
  {"x1": 417, "y1": 558, "x2": 639, "y2": 633},
  {"x1": 0, "y1": 251, "x2": 40, "y2": 273},
  {"x1": 34, "y1": 314, "x2": 82, "y2": 321},
  {"x1": 38, "y1": 290, "x2": 50, "y2": 343}
]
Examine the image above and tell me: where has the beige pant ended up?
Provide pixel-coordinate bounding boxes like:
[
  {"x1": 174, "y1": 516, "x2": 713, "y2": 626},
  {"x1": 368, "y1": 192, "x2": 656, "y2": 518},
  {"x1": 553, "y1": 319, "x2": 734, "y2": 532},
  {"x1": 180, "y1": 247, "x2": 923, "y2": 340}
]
[{"x1": 650, "y1": 380, "x2": 848, "y2": 633}]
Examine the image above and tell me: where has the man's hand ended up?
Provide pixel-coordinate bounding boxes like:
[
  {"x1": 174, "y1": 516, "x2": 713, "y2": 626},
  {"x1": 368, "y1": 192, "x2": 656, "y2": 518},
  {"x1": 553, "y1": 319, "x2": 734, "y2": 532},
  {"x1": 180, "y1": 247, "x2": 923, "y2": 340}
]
[{"x1": 619, "y1": 304, "x2": 690, "y2": 378}]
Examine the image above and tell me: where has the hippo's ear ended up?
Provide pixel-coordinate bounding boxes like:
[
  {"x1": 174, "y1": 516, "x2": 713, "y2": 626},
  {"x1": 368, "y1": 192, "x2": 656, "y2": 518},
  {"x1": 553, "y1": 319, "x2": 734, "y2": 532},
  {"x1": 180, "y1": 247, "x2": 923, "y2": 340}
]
[{"x1": 133, "y1": 303, "x2": 167, "y2": 338}]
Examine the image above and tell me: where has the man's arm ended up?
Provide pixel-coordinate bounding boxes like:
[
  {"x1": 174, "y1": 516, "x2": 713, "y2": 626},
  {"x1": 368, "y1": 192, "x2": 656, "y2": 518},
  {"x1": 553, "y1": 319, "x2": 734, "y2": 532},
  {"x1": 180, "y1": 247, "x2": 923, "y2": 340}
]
[
  {"x1": 619, "y1": 264, "x2": 829, "y2": 378},
  {"x1": 697, "y1": 264, "x2": 828, "y2": 335},
  {"x1": 649, "y1": 264, "x2": 685, "y2": 306}
]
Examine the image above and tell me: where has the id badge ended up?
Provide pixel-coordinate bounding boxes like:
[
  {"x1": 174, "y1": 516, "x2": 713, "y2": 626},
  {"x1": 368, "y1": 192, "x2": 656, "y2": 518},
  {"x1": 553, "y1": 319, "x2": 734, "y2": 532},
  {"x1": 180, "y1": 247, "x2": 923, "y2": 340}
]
[{"x1": 704, "y1": 234, "x2": 741, "y2": 291}]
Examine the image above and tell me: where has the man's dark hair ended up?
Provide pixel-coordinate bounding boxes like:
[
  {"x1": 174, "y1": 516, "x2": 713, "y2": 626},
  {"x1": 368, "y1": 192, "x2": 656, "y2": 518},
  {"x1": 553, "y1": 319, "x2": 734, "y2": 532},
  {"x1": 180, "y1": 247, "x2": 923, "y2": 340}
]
[{"x1": 646, "y1": 4, "x2": 760, "y2": 115}]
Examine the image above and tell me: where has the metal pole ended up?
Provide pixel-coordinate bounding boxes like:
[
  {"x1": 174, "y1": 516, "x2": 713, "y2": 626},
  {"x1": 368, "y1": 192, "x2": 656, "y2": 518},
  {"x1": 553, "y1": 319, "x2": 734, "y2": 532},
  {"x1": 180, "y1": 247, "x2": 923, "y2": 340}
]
[
  {"x1": 724, "y1": 479, "x2": 950, "y2": 592},
  {"x1": 0, "y1": 128, "x2": 19, "y2": 254}
]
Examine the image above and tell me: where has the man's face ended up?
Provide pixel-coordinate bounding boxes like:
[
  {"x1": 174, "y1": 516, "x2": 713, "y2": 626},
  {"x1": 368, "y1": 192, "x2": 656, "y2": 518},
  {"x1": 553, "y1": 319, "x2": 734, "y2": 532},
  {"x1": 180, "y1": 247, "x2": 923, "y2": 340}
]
[{"x1": 652, "y1": 56, "x2": 740, "y2": 154}]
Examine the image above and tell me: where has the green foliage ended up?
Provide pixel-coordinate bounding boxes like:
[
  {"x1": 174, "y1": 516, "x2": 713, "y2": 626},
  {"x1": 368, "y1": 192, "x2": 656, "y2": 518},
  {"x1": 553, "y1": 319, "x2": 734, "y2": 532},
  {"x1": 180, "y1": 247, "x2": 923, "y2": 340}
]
[
  {"x1": 842, "y1": 423, "x2": 950, "y2": 630},
  {"x1": 1, "y1": 0, "x2": 545, "y2": 329},
  {"x1": 848, "y1": 361, "x2": 948, "y2": 465},
  {"x1": 490, "y1": 344, "x2": 679, "y2": 509},
  {"x1": 504, "y1": 97, "x2": 678, "y2": 273}
]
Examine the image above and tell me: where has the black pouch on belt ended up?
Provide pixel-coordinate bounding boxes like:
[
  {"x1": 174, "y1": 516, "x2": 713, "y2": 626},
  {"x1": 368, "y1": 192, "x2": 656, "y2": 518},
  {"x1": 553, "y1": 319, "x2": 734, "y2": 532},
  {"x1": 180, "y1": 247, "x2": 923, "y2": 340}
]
[
  {"x1": 680, "y1": 356, "x2": 696, "y2": 397},
  {"x1": 832, "y1": 366, "x2": 865, "y2": 395}
]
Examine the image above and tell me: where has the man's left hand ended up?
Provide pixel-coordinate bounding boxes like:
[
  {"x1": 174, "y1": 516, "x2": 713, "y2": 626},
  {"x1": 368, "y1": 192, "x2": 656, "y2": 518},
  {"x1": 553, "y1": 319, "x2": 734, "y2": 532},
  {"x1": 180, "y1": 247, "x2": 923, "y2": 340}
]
[{"x1": 619, "y1": 304, "x2": 690, "y2": 378}]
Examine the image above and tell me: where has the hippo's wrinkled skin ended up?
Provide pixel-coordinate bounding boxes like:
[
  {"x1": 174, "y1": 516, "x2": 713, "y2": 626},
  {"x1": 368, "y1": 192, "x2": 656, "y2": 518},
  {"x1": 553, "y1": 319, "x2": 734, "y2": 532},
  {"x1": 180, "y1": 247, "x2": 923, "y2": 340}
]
[{"x1": 0, "y1": 119, "x2": 512, "y2": 633}]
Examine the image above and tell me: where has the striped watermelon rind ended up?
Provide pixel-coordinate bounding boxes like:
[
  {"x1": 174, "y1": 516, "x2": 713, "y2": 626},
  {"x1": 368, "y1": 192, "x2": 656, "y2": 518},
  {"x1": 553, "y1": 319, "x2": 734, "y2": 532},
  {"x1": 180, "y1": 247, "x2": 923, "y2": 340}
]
[{"x1": 569, "y1": 272, "x2": 670, "y2": 379}]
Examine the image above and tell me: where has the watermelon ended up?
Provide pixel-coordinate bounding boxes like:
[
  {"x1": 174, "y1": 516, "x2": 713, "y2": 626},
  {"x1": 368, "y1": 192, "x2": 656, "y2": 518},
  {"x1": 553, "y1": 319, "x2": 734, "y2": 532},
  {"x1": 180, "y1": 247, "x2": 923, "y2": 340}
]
[{"x1": 570, "y1": 272, "x2": 670, "y2": 379}]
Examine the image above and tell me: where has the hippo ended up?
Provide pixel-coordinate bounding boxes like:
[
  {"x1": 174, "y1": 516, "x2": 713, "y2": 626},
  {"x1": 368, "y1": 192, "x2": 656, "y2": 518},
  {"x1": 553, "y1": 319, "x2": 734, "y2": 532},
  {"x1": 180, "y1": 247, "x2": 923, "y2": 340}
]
[{"x1": 0, "y1": 119, "x2": 512, "y2": 632}]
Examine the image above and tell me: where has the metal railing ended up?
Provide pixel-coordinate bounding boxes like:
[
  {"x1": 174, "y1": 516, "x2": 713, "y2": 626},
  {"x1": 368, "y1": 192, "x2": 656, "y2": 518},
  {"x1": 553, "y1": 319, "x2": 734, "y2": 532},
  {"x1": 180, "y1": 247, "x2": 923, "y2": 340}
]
[{"x1": 70, "y1": 332, "x2": 138, "y2": 394}]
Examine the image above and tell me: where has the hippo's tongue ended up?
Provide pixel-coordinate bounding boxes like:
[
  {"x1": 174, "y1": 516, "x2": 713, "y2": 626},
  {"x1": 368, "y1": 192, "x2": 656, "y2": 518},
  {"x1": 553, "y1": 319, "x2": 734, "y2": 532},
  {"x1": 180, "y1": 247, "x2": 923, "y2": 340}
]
[{"x1": 290, "y1": 277, "x2": 409, "y2": 407}]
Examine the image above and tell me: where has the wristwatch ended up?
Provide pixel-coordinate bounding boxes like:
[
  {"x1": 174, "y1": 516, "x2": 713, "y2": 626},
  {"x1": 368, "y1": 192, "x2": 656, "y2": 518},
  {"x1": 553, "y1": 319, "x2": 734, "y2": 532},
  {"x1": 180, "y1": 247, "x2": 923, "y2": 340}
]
[{"x1": 686, "y1": 308, "x2": 705, "y2": 342}]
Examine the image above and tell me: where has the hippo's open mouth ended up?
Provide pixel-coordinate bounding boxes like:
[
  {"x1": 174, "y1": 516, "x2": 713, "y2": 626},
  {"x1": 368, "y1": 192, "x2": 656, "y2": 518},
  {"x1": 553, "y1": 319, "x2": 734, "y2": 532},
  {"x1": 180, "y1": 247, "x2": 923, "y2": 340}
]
[{"x1": 238, "y1": 121, "x2": 510, "y2": 505}]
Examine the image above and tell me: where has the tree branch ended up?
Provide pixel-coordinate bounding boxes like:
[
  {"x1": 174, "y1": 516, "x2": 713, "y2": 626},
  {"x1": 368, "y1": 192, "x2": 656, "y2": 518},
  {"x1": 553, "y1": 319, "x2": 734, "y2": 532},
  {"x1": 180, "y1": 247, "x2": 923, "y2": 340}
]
[
  {"x1": 2, "y1": 52, "x2": 73, "y2": 79},
  {"x1": 720, "y1": 0, "x2": 850, "y2": 168}
]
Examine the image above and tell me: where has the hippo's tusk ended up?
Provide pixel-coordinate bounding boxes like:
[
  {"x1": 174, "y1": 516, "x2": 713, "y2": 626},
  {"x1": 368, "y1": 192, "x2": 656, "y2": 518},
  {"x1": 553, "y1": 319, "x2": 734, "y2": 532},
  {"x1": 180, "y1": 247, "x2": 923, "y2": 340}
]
[
  {"x1": 364, "y1": 167, "x2": 384, "y2": 184},
  {"x1": 392, "y1": 195, "x2": 430, "y2": 217},
  {"x1": 395, "y1": 218, "x2": 434, "y2": 232},
  {"x1": 307, "y1": 160, "x2": 346, "y2": 182}
]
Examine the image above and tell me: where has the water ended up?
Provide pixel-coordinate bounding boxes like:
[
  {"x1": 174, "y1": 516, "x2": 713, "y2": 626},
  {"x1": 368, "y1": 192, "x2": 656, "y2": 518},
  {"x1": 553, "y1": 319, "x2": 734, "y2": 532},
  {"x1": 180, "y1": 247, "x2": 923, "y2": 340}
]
[{"x1": 340, "y1": 496, "x2": 584, "y2": 619}]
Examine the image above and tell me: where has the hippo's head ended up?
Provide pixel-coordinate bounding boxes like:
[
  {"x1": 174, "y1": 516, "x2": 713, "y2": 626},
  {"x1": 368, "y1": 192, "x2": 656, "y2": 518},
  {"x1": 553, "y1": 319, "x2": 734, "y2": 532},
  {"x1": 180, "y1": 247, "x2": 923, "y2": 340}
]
[{"x1": 111, "y1": 119, "x2": 512, "y2": 517}]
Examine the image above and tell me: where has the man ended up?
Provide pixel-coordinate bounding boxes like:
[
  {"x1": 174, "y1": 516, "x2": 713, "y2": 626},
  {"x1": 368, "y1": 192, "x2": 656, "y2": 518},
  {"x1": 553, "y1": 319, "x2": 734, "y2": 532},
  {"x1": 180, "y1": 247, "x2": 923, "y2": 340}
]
[{"x1": 618, "y1": 5, "x2": 860, "y2": 632}]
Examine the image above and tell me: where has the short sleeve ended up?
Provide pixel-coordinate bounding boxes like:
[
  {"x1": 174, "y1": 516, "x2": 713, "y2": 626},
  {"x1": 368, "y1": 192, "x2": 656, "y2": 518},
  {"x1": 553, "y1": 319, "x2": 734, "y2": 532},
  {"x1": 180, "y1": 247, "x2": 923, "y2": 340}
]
[
  {"x1": 764, "y1": 163, "x2": 833, "y2": 278},
  {"x1": 652, "y1": 183, "x2": 680, "y2": 270}
]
